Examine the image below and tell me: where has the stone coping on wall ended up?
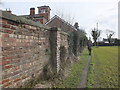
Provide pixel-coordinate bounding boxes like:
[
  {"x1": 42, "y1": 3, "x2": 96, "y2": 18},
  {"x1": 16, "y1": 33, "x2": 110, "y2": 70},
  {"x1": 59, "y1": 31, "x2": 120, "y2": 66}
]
[
  {"x1": 0, "y1": 10, "x2": 50, "y2": 30},
  {"x1": 50, "y1": 27, "x2": 60, "y2": 31},
  {"x1": 60, "y1": 30, "x2": 69, "y2": 36},
  {"x1": 50, "y1": 27, "x2": 69, "y2": 36}
]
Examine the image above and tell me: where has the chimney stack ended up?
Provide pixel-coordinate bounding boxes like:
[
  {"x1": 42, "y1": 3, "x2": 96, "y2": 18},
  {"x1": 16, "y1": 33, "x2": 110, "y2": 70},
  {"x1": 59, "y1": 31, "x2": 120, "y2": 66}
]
[
  {"x1": 37, "y1": 6, "x2": 51, "y2": 20},
  {"x1": 6, "y1": 8, "x2": 12, "y2": 13},
  {"x1": 30, "y1": 8, "x2": 35, "y2": 17}
]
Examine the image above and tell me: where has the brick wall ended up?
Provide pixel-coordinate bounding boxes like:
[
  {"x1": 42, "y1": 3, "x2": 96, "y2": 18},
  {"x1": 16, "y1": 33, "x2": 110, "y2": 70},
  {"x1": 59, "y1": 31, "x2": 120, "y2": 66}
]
[
  {"x1": 57, "y1": 30, "x2": 69, "y2": 72},
  {"x1": 0, "y1": 11, "x2": 51, "y2": 88},
  {"x1": 49, "y1": 27, "x2": 69, "y2": 73},
  {"x1": 0, "y1": 11, "x2": 70, "y2": 88}
]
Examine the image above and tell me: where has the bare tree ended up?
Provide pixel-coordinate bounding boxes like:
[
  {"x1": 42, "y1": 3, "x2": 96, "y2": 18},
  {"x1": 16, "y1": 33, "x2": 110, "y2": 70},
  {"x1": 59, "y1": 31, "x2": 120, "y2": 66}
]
[
  {"x1": 54, "y1": 9, "x2": 75, "y2": 25},
  {"x1": 106, "y1": 29, "x2": 115, "y2": 43},
  {"x1": 91, "y1": 28, "x2": 101, "y2": 46}
]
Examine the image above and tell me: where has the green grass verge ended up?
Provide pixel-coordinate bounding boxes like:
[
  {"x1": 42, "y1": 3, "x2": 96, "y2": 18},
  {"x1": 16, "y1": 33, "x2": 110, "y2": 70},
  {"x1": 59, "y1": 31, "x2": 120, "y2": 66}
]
[
  {"x1": 87, "y1": 46, "x2": 118, "y2": 88},
  {"x1": 57, "y1": 49, "x2": 89, "y2": 88}
]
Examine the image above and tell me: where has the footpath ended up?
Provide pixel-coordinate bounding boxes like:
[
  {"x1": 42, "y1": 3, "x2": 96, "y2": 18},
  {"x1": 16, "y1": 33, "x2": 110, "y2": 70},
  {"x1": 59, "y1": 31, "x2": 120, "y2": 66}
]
[
  {"x1": 77, "y1": 55, "x2": 92, "y2": 88},
  {"x1": 34, "y1": 53, "x2": 92, "y2": 88}
]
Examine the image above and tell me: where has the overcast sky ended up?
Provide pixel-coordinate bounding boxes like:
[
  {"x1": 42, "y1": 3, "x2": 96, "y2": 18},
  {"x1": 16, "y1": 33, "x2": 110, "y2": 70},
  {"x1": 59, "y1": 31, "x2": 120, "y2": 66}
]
[{"x1": 1, "y1": 0, "x2": 119, "y2": 40}]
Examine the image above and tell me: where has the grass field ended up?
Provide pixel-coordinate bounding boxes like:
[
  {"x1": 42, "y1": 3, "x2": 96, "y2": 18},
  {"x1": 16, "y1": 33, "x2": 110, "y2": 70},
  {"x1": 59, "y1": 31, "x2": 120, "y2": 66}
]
[{"x1": 87, "y1": 46, "x2": 119, "y2": 88}]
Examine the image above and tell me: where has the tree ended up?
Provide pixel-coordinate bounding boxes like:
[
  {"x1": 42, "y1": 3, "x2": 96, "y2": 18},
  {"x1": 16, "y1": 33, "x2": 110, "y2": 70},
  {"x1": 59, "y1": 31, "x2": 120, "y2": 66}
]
[
  {"x1": 91, "y1": 28, "x2": 101, "y2": 46},
  {"x1": 74, "y1": 22, "x2": 86, "y2": 35},
  {"x1": 73, "y1": 22, "x2": 88, "y2": 54},
  {"x1": 74, "y1": 22, "x2": 79, "y2": 30},
  {"x1": 54, "y1": 10, "x2": 75, "y2": 25},
  {"x1": 106, "y1": 29, "x2": 115, "y2": 43}
]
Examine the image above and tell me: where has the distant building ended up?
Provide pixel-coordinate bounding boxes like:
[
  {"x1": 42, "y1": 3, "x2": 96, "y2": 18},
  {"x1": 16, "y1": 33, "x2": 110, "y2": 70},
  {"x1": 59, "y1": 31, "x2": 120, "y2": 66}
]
[
  {"x1": 45, "y1": 15, "x2": 77, "y2": 32},
  {"x1": 20, "y1": 6, "x2": 51, "y2": 24},
  {"x1": 103, "y1": 38, "x2": 118, "y2": 43},
  {"x1": 103, "y1": 38, "x2": 109, "y2": 43},
  {"x1": 19, "y1": 5, "x2": 85, "y2": 33}
]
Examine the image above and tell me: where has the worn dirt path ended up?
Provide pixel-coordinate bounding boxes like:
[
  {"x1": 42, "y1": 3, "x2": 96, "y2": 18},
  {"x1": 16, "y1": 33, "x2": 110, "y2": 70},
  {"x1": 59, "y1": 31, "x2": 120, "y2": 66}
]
[{"x1": 77, "y1": 55, "x2": 92, "y2": 88}]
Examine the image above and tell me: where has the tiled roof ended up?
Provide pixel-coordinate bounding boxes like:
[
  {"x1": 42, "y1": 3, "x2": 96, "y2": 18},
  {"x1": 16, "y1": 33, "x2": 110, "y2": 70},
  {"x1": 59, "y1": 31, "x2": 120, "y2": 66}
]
[
  {"x1": 45, "y1": 15, "x2": 77, "y2": 31},
  {"x1": 1, "y1": 10, "x2": 50, "y2": 29},
  {"x1": 19, "y1": 14, "x2": 45, "y2": 19}
]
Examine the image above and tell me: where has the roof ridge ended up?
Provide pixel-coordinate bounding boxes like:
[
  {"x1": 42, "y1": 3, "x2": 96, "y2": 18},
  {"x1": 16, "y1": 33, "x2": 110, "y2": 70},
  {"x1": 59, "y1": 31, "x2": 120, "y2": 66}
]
[{"x1": 45, "y1": 15, "x2": 77, "y2": 31}]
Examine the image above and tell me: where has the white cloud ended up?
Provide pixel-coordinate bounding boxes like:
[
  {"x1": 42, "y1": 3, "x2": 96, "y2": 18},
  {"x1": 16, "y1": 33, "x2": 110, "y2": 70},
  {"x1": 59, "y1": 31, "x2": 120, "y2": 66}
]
[
  {"x1": 97, "y1": 4, "x2": 118, "y2": 38},
  {"x1": 84, "y1": 2, "x2": 118, "y2": 40}
]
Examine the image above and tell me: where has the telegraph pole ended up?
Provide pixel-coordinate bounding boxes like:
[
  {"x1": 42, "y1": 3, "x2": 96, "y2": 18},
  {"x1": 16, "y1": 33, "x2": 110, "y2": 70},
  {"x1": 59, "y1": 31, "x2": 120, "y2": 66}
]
[
  {"x1": 97, "y1": 22, "x2": 98, "y2": 31},
  {"x1": 96, "y1": 22, "x2": 98, "y2": 46}
]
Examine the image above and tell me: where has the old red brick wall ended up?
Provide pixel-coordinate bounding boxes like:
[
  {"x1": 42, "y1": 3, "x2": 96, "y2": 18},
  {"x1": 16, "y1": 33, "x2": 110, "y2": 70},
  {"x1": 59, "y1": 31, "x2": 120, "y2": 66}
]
[
  {"x1": 0, "y1": 18, "x2": 50, "y2": 88},
  {"x1": 56, "y1": 30, "x2": 69, "y2": 72},
  {"x1": 0, "y1": 11, "x2": 71, "y2": 88}
]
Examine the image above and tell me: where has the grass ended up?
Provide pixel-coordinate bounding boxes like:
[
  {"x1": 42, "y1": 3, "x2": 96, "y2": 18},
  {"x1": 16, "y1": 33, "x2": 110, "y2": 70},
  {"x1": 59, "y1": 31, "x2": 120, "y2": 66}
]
[
  {"x1": 87, "y1": 46, "x2": 119, "y2": 88},
  {"x1": 56, "y1": 49, "x2": 89, "y2": 88}
]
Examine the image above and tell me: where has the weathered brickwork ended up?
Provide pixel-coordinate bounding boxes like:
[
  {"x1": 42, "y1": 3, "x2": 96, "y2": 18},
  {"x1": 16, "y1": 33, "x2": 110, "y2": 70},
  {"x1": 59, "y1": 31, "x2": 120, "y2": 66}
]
[
  {"x1": 56, "y1": 30, "x2": 69, "y2": 72},
  {"x1": 0, "y1": 17, "x2": 51, "y2": 88},
  {"x1": 56, "y1": 31, "x2": 60, "y2": 72},
  {"x1": 0, "y1": 11, "x2": 70, "y2": 88}
]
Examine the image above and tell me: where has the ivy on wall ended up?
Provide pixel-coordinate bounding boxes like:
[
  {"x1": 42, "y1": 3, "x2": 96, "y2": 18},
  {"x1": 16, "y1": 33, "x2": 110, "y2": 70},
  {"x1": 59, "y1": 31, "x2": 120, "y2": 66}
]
[{"x1": 68, "y1": 31, "x2": 88, "y2": 56}]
